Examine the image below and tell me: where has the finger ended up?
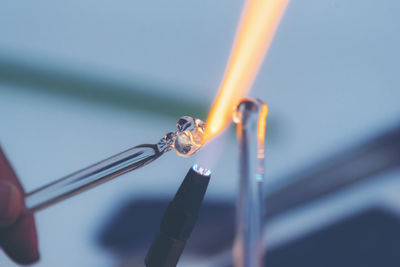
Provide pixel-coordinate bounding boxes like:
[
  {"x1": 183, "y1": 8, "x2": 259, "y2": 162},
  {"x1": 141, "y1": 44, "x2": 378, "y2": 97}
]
[
  {"x1": 0, "y1": 182, "x2": 22, "y2": 228},
  {"x1": 0, "y1": 147, "x2": 24, "y2": 193},
  {"x1": 0, "y1": 147, "x2": 39, "y2": 264},
  {"x1": 1, "y1": 212, "x2": 39, "y2": 264}
]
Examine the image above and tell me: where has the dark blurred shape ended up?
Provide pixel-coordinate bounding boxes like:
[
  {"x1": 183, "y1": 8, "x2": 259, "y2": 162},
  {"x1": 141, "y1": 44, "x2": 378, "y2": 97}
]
[
  {"x1": 99, "y1": 199, "x2": 165, "y2": 255},
  {"x1": 188, "y1": 201, "x2": 234, "y2": 257},
  {"x1": 265, "y1": 207, "x2": 400, "y2": 267},
  {"x1": 0, "y1": 54, "x2": 280, "y2": 141},
  {"x1": 218, "y1": 123, "x2": 400, "y2": 267},
  {"x1": 98, "y1": 198, "x2": 234, "y2": 262},
  {"x1": 0, "y1": 53, "x2": 207, "y2": 119},
  {"x1": 265, "y1": 124, "x2": 400, "y2": 219}
]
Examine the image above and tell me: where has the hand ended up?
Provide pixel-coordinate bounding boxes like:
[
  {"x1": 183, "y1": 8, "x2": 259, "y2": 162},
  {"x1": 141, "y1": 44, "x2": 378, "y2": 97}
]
[{"x1": 0, "y1": 147, "x2": 39, "y2": 264}]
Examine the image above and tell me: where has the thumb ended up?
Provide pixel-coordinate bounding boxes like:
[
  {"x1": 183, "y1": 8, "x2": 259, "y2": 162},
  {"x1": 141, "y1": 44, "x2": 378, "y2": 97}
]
[{"x1": 0, "y1": 181, "x2": 22, "y2": 228}]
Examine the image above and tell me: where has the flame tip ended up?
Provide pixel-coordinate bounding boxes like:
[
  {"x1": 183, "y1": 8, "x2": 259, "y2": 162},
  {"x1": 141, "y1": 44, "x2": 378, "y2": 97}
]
[{"x1": 204, "y1": 0, "x2": 288, "y2": 141}]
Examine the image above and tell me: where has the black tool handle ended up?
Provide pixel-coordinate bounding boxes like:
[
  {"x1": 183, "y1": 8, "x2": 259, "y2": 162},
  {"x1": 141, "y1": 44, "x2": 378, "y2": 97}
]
[
  {"x1": 145, "y1": 232, "x2": 185, "y2": 267},
  {"x1": 145, "y1": 166, "x2": 211, "y2": 267}
]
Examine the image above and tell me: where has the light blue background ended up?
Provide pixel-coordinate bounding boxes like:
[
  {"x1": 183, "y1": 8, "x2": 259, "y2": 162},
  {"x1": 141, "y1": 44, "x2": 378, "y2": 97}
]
[{"x1": 1, "y1": 0, "x2": 399, "y2": 266}]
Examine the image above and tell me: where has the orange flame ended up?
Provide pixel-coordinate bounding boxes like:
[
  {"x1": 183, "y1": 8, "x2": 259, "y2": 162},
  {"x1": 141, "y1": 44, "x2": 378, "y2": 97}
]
[
  {"x1": 204, "y1": 0, "x2": 289, "y2": 142},
  {"x1": 257, "y1": 103, "x2": 269, "y2": 145}
]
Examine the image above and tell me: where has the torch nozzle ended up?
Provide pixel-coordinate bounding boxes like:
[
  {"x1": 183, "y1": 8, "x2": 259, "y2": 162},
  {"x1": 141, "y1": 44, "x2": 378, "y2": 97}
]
[{"x1": 145, "y1": 165, "x2": 211, "y2": 267}]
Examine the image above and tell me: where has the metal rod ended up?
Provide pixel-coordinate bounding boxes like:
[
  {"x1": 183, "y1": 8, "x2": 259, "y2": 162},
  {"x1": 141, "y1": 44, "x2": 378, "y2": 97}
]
[{"x1": 233, "y1": 98, "x2": 268, "y2": 267}]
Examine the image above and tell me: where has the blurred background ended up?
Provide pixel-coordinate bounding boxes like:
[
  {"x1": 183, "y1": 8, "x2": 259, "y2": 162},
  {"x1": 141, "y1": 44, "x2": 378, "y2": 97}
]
[{"x1": 1, "y1": 0, "x2": 400, "y2": 266}]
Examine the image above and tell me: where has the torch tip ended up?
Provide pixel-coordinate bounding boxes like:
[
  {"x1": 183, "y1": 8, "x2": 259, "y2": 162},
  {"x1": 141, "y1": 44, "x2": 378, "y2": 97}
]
[{"x1": 192, "y1": 164, "x2": 212, "y2": 176}]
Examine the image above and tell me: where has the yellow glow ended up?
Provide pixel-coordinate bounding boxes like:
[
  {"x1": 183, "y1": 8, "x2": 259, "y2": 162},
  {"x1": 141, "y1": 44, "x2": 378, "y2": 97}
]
[
  {"x1": 204, "y1": 0, "x2": 288, "y2": 142},
  {"x1": 257, "y1": 104, "x2": 268, "y2": 145}
]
